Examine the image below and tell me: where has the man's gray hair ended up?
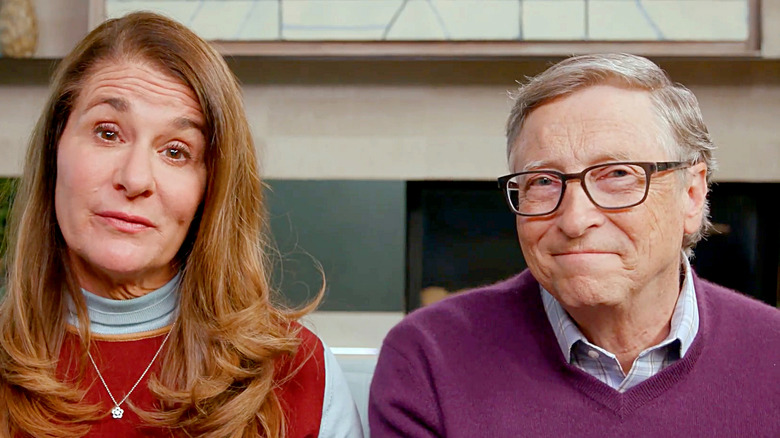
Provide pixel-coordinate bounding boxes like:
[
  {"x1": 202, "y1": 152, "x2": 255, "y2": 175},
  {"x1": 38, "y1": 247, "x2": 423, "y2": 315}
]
[{"x1": 506, "y1": 53, "x2": 716, "y2": 256}]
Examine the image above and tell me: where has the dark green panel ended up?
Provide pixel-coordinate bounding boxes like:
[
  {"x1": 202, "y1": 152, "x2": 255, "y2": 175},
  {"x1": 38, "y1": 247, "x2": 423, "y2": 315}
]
[{"x1": 265, "y1": 180, "x2": 405, "y2": 311}]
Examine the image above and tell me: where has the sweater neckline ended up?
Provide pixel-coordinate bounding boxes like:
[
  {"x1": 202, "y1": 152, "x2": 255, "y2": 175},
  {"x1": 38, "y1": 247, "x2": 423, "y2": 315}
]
[{"x1": 525, "y1": 270, "x2": 709, "y2": 417}]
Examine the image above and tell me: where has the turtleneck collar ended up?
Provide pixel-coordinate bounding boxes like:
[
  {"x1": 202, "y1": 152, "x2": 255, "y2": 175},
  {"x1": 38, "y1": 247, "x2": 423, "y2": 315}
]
[{"x1": 67, "y1": 272, "x2": 180, "y2": 335}]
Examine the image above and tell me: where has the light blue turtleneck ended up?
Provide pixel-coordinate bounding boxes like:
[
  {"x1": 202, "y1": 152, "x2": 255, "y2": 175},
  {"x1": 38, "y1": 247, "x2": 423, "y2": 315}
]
[{"x1": 66, "y1": 272, "x2": 180, "y2": 335}]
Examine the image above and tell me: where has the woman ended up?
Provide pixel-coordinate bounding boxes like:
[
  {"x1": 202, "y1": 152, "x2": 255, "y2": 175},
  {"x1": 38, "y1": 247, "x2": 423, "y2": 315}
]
[{"x1": 0, "y1": 12, "x2": 362, "y2": 438}]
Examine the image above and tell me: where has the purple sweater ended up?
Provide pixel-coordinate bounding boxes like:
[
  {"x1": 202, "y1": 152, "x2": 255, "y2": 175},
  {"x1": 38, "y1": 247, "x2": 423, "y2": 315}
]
[{"x1": 369, "y1": 270, "x2": 780, "y2": 437}]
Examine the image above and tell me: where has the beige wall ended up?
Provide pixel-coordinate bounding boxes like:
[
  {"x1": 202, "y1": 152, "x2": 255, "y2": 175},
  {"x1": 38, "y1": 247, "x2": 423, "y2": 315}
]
[{"x1": 1, "y1": 0, "x2": 779, "y2": 181}]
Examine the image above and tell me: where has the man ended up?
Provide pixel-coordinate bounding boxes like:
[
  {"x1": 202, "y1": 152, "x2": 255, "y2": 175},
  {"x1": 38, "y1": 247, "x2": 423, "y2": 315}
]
[{"x1": 369, "y1": 54, "x2": 779, "y2": 437}]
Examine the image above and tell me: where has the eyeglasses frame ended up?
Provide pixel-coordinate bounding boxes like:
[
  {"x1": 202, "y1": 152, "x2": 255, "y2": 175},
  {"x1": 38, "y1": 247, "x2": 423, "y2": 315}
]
[{"x1": 497, "y1": 161, "x2": 691, "y2": 217}]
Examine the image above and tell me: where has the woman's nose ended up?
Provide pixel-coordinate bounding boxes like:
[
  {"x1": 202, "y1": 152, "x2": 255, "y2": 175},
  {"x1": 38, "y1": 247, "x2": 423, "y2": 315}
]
[{"x1": 113, "y1": 143, "x2": 155, "y2": 198}]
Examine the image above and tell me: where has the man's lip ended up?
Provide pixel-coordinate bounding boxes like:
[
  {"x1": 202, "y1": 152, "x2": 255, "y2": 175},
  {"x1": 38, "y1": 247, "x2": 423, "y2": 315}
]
[
  {"x1": 97, "y1": 211, "x2": 155, "y2": 227},
  {"x1": 552, "y1": 251, "x2": 614, "y2": 256}
]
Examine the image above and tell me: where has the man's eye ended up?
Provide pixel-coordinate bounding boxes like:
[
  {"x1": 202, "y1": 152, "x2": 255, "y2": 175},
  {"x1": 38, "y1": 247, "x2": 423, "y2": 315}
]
[
  {"x1": 607, "y1": 169, "x2": 629, "y2": 178},
  {"x1": 598, "y1": 165, "x2": 642, "y2": 179},
  {"x1": 533, "y1": 177, "x2": 553, "y2": 186},
  {"x1": 528, "y1": 175, "x2": 556, "y2": 187}
]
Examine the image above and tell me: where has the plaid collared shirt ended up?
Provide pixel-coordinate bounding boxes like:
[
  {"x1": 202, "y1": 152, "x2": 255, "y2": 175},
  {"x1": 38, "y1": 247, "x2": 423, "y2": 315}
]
[{"x1": 541, "y1": 256, "x2": 699, "y2": 392}]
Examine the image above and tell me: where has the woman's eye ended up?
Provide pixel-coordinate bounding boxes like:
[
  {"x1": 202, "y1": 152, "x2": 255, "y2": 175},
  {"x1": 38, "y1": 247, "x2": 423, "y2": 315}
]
[
  {"x1": 95, "y1": 124, "x2": 119, "y2": 142},
  {"x1": 164, "y1": 146, "x2": 189, "y2": 161}
]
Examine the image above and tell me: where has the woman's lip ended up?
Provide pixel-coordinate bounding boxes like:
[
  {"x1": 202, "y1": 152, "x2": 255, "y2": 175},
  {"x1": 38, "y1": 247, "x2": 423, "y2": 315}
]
[{"x1": 97, "y1": 211, "x2": 155, "y2": 228}]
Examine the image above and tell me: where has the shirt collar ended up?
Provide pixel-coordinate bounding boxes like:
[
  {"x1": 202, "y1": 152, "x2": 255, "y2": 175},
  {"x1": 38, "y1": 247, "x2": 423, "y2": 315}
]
[{"x1": 541, "y1": 255, "x2": 699, "y2": 362}]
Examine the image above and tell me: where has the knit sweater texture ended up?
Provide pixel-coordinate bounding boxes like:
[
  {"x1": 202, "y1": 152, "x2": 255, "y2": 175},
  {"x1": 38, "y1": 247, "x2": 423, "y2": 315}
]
[{"x1": 369, "y1": 270, "x2": 780, "y2": 437}]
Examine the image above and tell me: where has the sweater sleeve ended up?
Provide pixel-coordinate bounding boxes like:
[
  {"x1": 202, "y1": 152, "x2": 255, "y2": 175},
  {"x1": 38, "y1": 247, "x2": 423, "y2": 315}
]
[{"x1": 369, "y1": 329, "x2": 444, "y2": 437}]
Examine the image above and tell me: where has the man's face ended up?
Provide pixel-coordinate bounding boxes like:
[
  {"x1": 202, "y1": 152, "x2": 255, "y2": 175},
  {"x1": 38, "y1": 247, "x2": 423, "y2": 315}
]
[{"x1": 510, "y1": 84, "x2": 706, "y2": 310}]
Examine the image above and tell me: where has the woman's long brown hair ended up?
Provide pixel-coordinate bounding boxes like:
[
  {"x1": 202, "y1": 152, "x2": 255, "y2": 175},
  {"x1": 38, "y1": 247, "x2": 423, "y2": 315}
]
[{"x1": 0, "y1": 12, "x2": 321, "y2": 437}]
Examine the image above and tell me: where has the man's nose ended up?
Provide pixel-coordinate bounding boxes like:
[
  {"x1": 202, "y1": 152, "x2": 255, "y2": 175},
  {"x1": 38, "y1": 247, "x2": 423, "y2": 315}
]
[{"x1": 554, "y1": 180, "x2": 604, "y2": 238}]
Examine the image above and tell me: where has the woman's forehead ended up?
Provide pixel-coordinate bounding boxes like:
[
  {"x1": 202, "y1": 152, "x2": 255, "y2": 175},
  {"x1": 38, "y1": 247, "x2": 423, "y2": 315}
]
[{"x1": 74, "y1": 61, "x2": 204, "y2": 123}]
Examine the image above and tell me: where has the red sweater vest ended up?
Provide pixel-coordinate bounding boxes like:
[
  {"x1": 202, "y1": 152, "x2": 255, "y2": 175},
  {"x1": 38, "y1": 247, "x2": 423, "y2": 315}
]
[{"x1": 56, "y1": 324, "x2": 325, "y2": 437}]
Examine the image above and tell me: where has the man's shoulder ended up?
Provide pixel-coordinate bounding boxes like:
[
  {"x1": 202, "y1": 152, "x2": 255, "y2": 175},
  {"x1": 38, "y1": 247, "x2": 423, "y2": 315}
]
[
  {"x1": 410, "y1": 270, "x2": 535, "y2": 322},
  {"x1": 383, "y1": 270, "x2": 539, "y2": 350},
  {"x1": 698, "y1": 277, "x2": 779, "y2": 319},
  {"x1": 696, "y1": 276, "x2": 780, "y2": 337}
]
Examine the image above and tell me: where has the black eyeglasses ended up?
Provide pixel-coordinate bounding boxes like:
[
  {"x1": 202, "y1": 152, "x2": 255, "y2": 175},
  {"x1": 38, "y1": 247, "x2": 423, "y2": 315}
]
[{"x1": 497, "y1": 161, "x2": 691, "y2": 216}]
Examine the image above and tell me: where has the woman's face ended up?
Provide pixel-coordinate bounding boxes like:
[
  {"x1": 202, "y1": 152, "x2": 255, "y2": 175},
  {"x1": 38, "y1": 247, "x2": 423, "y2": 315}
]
[{"x1": 55, "y1": 60, "x2": 207, "y2": 298}]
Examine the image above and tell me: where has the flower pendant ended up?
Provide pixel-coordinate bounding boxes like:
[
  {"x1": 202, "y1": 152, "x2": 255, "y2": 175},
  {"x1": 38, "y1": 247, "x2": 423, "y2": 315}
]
[{"x1": 111, "y1": 406, "x2": 124, "y2": 419}]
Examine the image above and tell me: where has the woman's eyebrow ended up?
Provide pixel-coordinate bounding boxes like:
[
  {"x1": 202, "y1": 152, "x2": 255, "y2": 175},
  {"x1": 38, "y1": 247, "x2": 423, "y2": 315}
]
[
  {"x1": 86, "y1": 96, "x2": 130, "y2": 113},
  {"x1": 172, "y1": 116, "x2": 204, "y2": 133}
]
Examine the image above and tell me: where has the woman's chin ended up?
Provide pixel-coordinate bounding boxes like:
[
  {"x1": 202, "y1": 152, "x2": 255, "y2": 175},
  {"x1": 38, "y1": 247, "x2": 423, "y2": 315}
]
[{"x1": 72, "y1": 250, "x2": 174, "y2": 287}]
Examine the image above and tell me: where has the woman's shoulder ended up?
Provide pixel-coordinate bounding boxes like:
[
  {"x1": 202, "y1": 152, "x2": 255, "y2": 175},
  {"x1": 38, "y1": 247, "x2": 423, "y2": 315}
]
[
  {"x1": 282, "y1": 322, "x2": 326, "y2": 379},
  {"x1": 279, "y1": 323, "x2": 365, "y2": 437},
  {"x1": 294, "y1": 323, "x2": 325, "y2": 359},
  {"x1": 276, "y1": 323, "x2": 327, "y2": 437}
]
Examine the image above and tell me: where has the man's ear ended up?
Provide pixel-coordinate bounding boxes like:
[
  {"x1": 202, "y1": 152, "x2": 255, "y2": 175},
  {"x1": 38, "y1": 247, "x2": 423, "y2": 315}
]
[{"x1": 683, "y1": 162, "x2": 708, "y2": 235}]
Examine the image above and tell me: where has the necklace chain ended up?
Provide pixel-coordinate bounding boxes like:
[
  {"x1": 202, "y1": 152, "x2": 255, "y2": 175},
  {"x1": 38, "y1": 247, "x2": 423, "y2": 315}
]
[{"x1": 87, "y1": 326, "x2": 174, "y2": 419}]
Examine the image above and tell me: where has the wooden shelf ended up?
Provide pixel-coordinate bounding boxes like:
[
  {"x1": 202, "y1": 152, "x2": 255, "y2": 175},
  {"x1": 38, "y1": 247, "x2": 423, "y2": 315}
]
[{"x1": 212, "y1": 40, "x2": 761, "y2": 60}]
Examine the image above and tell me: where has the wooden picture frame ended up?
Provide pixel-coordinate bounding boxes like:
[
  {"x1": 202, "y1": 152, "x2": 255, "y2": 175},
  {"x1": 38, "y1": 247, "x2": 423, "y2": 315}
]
[{"x1": 88, "y1": 0, "x2": 761, "y2": 58}]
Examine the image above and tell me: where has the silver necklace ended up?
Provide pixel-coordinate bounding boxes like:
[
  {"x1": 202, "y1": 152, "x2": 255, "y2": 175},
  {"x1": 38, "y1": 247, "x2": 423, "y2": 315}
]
[{"x1": 87, "y1": 327, "x2": 173, "y2": 419}]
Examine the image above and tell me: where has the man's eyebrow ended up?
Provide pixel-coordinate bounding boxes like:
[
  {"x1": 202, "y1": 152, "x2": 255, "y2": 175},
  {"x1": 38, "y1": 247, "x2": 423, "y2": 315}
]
[
  {"x1": 519, "y1": 152, "x2": 635, "y2": 172},
  {"x1": 521, "y1": 160, "x2": 550, "y2": 171}
]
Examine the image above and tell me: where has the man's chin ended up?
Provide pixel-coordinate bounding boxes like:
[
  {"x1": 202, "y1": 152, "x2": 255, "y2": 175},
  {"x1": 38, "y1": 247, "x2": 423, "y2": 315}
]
[
  {"x1": 549, "y1": 254, "x2": 623, "y2": 277},
  {"x1": 549, "y1": 274, "x2": 628, "y2": 308}
]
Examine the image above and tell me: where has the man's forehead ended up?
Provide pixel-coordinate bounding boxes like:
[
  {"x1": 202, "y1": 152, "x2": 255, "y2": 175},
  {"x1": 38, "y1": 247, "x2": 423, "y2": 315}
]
[
  {"x1": 530, "y1": 84, "x2": 655, "y2": 122},
  {"x1": 509, "y1": 85, "x2": 668, "y2": 170}
]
